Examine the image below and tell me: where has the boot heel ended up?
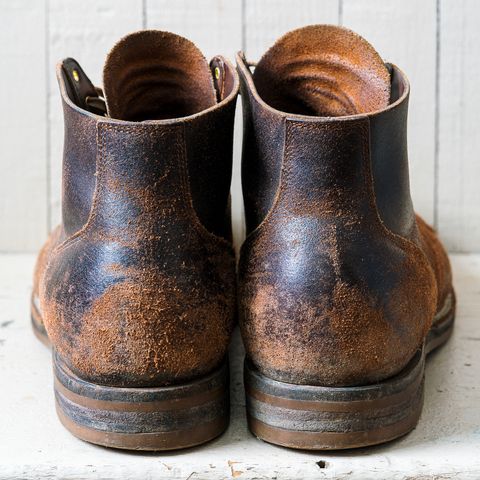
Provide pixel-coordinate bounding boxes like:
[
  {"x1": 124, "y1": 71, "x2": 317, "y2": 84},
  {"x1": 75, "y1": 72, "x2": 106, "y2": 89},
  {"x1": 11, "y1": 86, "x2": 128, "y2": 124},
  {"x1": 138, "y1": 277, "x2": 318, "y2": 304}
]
[
  {"x1": 244, "y1": 348, "x2": 425, "y2": 450},
  {"x1": 53, "y1": 352, "x2": 229, "y2": 451}
]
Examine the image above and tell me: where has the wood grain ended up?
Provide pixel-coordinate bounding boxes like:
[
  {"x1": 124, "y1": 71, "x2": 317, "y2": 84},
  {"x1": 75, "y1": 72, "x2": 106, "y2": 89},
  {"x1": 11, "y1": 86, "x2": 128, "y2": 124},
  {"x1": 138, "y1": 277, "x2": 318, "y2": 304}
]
[
  {"x1": 342, "y1": 0, "x2": 438, "y2": 226},
  {"x1": 244, "y1": 0, "x2": 339, "y2": 60},
  {"x1": 146, "y1": 0, "x2": 242, "y2": 59},
  {"x1": 0, "y1": 253, "x2": 479, "y2": 477},
  {"x1": 437, "y1": 0, "x2": 480, "y2": 252},
  {"x1": 1, "y1": 1, "x2": 479, "y2": 252},
  {"x1": 0, "y1": 0, "x2": 47, "y2": 252},
  {"x1": 47, "y1": 0, "x2": 143, "y2": 229}
]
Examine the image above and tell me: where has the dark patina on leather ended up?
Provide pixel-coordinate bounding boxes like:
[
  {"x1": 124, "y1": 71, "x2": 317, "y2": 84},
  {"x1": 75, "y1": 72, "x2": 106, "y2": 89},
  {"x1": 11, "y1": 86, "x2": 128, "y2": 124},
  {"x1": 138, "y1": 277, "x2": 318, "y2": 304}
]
[
  {"x1": 237, "y1": 25, "x2": 454, "y2": 388},
  {"x1": 35, "y1": 31, "x2": 239, "y2": 388}
]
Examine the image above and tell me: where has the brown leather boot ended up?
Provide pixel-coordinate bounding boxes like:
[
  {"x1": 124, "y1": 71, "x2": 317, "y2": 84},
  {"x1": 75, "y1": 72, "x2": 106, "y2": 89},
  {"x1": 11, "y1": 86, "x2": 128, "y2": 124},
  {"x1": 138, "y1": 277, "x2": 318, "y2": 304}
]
[
  {"x1": 237, "y1": 25, "x2": 455, "y2": 450},
  {"x1": 31, "y1": 31, "x2": 239, "y2": 450}
]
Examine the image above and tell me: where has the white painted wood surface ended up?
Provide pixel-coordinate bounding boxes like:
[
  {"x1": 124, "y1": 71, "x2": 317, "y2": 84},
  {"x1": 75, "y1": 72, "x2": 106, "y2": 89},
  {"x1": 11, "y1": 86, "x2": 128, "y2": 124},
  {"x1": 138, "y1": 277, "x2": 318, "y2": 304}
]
[
  {"x1": 47, "y1": 0, "x2": 143, "y2": 230},
  {"x1": 0, "y1": 253, "x2": 479, "y2": 478},
  {"x1": 244, "y1": 0, "x2": 339, "y2": 59},
  {"x1": 438, "y1": 0, "x2": 480, "y2": 253},
  {"x1": 0, "y1": 0, "x2": 479, "y2": 252},
  {"x1": 343, "y1": 0, "x2": 438, "y2": 226},
  {"x1": 0, "y1": 1, "x2": 48, "y2": 252},
  {"x1": 147, "y1": 0, "x2": 242, "y2": 59}
]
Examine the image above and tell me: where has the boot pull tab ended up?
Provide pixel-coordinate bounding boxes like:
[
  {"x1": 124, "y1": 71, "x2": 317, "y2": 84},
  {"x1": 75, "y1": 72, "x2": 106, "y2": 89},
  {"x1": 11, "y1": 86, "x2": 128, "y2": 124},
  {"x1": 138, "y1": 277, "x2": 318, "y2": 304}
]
[
  {"x1": 61, "y1": 58, "x2": 107, "y2": 116},
  {"x1": 210, "y1": 56, "x2": 226, "y2": 103}
]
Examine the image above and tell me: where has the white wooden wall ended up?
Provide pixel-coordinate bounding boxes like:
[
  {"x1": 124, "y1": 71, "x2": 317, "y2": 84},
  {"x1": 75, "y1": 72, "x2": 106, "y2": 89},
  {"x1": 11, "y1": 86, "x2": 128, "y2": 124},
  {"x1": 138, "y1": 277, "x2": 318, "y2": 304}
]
[{"x1": 1, "y1": 0, "x2": 478, "y2": 252}]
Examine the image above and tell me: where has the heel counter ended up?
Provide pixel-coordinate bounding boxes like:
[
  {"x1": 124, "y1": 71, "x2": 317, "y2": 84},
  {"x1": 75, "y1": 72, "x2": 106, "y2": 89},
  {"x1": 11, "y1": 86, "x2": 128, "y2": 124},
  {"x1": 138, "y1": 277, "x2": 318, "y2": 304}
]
[
  {"x1": 42, "y1": 121, "x2": 236, "y2": 387},
  {"x1": 239, "y1": 117, "x2": 437, "y2": 386}
]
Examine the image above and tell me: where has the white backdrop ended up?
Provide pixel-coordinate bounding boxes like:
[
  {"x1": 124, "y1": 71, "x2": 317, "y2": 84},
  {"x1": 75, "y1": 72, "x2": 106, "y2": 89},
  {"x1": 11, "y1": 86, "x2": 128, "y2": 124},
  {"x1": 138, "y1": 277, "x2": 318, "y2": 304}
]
[{"x1": 1, "y1": 0, "x2": 478, "y2": 252}]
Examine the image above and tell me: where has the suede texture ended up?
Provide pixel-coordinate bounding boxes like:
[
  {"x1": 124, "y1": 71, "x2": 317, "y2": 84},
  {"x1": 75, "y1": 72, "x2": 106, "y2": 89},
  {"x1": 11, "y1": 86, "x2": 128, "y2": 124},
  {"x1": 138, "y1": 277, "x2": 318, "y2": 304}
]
[
  {"x1": 253, "y1": 24, "x2": 391, "y2": 117},
  {"x1": 417, "y1": 215, "x2": 454, "y2": 314},
  {"x1": 238, "y1": 25, "x2": 455, "y2": 387},
  {"x1": 103, "y1": 30, "x2": 217, "y2": 121},
  {"x1": 34, "y1": 31, "x2": 239, "y2": 388}
]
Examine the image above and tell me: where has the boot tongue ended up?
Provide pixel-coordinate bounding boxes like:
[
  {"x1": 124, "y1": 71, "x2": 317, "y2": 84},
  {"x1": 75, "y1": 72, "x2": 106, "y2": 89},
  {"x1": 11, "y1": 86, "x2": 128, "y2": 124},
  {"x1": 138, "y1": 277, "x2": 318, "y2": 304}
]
[
  {"x1": 253, "y1": 25, "x2": 391, "y2": 117},
  {"x1": 103, "y1": 30, "x2": 217, "y2": 121}
]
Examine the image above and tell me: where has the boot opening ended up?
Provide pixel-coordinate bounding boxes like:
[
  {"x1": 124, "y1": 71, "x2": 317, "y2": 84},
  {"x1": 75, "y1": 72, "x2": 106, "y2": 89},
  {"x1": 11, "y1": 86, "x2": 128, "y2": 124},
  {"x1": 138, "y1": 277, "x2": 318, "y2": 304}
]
[
  {"x1": 252, "y1": 25, "x2": 391, "y2": 117},
  {"x1": 103, "y1": 30, "x2": 217, "y2": 121}
]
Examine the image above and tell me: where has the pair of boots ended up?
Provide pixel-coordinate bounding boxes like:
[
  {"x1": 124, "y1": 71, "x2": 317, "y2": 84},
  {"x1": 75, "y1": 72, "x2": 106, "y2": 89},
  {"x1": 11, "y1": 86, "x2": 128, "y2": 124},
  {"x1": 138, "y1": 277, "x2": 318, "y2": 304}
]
[{"x1": 32, "y1": 25, "x2": 455, "y2": 451}]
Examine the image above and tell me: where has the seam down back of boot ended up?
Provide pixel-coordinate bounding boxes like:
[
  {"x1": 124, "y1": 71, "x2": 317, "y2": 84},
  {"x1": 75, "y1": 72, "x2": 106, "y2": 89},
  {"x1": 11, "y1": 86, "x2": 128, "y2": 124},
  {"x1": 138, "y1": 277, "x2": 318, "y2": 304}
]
[
  {"x1": 37, "y1": 31, "x2": 239, "y2": 450},
  {"x1": 237, "y1": 25, "x2": 455, "y2": 450}
]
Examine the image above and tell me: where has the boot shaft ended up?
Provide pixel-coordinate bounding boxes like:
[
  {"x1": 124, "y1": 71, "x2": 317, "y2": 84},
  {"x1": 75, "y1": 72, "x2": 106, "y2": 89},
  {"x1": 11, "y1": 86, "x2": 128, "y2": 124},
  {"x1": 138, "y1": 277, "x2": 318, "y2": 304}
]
[
  {"x1": 60, "y1": 48, "x2": 237, "y2": 242},
  {"x1": 237, "y1": 25, "x2": 436, "y2": 387},
  {"x1": 41, "y1": 31, "x2": 239, "y2": 387},
  {"x1": 239, "y1": 54, "x2": 417, "y2": 241}
]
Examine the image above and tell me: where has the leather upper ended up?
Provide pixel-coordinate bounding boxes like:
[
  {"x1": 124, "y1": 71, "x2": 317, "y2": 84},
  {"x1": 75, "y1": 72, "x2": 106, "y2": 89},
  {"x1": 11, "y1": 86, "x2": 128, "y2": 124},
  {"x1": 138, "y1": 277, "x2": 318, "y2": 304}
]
[
  {"x1": 237, "y1": 25, "x2": 453, "y2": 387},
  {"x1": 35, "y1": 31, "x2": 239, "y2": 387}
]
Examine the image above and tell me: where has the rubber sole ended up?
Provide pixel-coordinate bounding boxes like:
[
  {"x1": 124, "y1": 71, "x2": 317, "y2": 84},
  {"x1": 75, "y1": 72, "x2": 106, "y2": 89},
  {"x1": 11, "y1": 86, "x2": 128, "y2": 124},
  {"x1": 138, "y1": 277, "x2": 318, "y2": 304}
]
[
  {"x1": 54, "y1": 353, "x2": 230, "y2": 451},
  {"x1": 31, "y1": 296, "x2": 230, "y2": 450},
  {"x1": 245, "y1": 292, "x2": 455, "y2": 450},
  {"x1": 32, "y1": 291, "x2": 454, "y2": 450}
]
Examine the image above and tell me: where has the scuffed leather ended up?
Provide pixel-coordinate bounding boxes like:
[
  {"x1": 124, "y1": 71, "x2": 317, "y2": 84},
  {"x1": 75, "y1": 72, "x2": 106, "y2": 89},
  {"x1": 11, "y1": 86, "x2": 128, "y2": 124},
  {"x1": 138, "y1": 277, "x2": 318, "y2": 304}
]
[
  {"x1": 32, "y1": 225, "x2": 62, "y2": 330},
  {"x1": 239, "y1": 30, "x2": 416, "y2": 240},
  {"x1": 369, "y1": 64, "x2": 418, "y2": 240},
  {"x1": 239, "y1": 61, "x2": 285, "y2": 233},
  {"x1": 237, "y1": 25, "x2": 454, "y2": 387},
  {"x1": 62, "y1": 96, "x2": 98, "y2": 237},
  {"x1": 417, "y1": 215, "x2": 454, "y2": 313},
  {"x1": 239, "y1": 116, "x2": 436, "y2": 387},
  {"x1": 37, "y1": 31, "x2": 239, "y2": 388},
  {"x1": 184, "y1": 93, "x2": 237, "y2": 240}
]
